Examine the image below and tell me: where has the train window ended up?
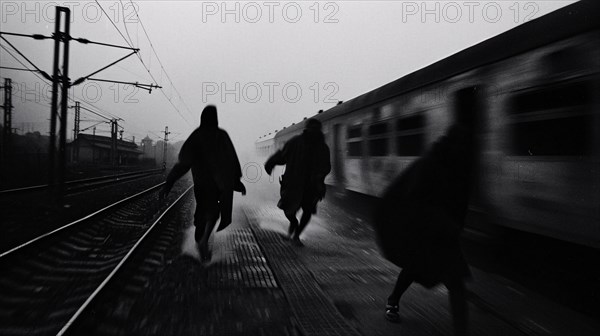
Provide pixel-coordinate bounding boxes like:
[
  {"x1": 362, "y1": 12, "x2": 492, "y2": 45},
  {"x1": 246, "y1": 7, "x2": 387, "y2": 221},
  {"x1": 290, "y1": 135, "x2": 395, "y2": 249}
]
[
  {"x1": 368, "y1": 121, "x2": 390, "y2": 156},
  {"x1": 347, "y1": 141, "x2": 362, "y2": 157},
  {"x1": 396, "y1": 114, "x2": 425, "y2": 156},
  {"x1": 396, "y1": 114, "x2": 425, "y2": 131},
  {"x1": 369, "y1": 122, "x2": 388, "y2": 135},
  {"x1": 511, "y1": 80, "x2": 593, "y2": 114},
  {"x1": 346, "y1": 124, "x2": 363, "y2": 157},
  {"x1": 511, "y1": 115, "x2": 592, "y2": 156},
  {"x1": 372, "y1": 107, "x2": 381, "y2": 120},
  {"x1": 542, "y1": 46, "x2": 591, "y2": 76},
  {"x1": 396, "y1": 134, "x2": 424, "y2": 156},
  {"x1": 369, "y1": 138, "x2": 388, "y2": 156},
  {"x1": 347, "y1": 125, "x2": 362, "y2": 139},
  {"x1": 509, "y1": 79, "x2": 594, "y2": 156}
]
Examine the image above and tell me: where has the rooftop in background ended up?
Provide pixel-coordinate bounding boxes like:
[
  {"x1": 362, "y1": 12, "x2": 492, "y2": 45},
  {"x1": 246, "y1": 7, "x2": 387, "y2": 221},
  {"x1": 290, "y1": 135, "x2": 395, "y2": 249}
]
[{"x1": 71, "y1": 134, "x2": 142, "y2": 155}]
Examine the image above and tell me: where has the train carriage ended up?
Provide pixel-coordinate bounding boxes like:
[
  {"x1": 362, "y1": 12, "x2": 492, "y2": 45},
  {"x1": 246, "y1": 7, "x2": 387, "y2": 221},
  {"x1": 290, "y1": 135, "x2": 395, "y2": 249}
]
[
  {"x1": 262, "y1": 1, "x2": 600, "y2": 248},
  {"x1": 255, "y1": 132, "x2": 277, "y2": 158}
]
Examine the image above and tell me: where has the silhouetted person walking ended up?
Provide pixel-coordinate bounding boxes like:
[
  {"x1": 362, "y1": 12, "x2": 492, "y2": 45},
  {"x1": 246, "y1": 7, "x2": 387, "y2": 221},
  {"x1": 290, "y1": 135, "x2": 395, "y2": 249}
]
[
  {"x1": 374, "y1": 86, "x2": 482, "y2": 336},
  {"x1": 160, "y1": 105, "x2": 246, "y2": 260},
  {"x1": 265, "y1": 118, "x2": 331, "y2": 245}
]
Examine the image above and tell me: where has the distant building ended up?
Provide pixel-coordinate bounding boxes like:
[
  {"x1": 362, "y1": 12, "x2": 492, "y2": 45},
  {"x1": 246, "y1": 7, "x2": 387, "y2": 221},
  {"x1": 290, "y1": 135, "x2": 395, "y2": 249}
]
[
  {"x1": 141, "y1": 135, "x2": 154, "y2": 158},
  {"x1": 67, "y1": 134, "x2": 142, "y2": 165}
]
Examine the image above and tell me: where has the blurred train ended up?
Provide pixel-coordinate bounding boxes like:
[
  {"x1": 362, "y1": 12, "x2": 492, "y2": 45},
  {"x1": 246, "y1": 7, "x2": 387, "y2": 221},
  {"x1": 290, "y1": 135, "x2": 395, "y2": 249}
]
[{"x1": 255, "y1": 1, "x2": 600, "y2": 248}]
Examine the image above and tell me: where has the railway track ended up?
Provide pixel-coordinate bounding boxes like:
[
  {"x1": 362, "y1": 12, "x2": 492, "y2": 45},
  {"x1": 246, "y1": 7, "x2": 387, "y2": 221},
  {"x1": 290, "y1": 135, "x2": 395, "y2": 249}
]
[
  {"x1": 0, "y1": 182, "x2": 193, "y2": 336},
  {"x1": 0, "y1": 170, "x2": 168, "y2": 254},
  {"x1": 0, "y1": 168, "x2": 164, "y2": 196}
]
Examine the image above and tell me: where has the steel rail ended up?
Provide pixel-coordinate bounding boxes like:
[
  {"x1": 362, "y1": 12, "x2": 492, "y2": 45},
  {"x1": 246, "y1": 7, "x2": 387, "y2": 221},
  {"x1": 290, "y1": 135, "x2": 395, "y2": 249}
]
[
  {"x1": 0, "y1": 169, "x2": 163, "y2": 195},
  {"x1": 0, "y1": 182, "x2": 165, "y2": 259},
  {"x1": 56, "y1": 185, "x2": 194, "y2": 336}
]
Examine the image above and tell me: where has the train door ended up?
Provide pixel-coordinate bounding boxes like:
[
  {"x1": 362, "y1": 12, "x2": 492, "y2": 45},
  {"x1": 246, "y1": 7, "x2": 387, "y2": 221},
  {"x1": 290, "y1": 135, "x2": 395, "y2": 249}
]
[{"x1": 332, "y1": 123, "x2": 345, "y2": 187}]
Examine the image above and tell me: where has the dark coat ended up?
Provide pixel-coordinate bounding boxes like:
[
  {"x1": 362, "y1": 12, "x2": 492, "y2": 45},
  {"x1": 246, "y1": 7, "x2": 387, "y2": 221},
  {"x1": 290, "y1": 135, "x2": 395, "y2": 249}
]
[
  {"x1": 374, "y1": 124, "x2": 473, "y2": 287},
  {"x1": 265, "y1": 131, "x2": 331, "y2": 213},
  {"x1": 165, "y1": 126, "x2": 243, "y2": 231}
]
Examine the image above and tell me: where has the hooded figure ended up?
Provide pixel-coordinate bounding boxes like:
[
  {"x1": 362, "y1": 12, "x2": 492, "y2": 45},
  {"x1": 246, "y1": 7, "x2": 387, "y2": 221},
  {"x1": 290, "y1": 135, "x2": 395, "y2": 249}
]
[
  {"x1": 265, "y1": 118, "x2": 331, "y2": 244},
  {"x1": 161, "y1": 105, "x2": 245, "y2": 260},
  {"x1": 374, "y1": 86, "x2": 481, "y2": 335}
]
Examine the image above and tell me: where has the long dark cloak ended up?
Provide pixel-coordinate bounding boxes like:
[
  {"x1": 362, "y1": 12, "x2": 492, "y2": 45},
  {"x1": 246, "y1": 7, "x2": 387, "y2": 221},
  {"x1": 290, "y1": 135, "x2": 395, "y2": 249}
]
[
  {"x1": 373, "y1": 124, "x2": 473, "y2": 287},
  {"x1": 265, "y1": 132, "x2": 331, "y2": 213},
  {"x1": 166, "y1": 127, "x2": 242, "y2": 231}
]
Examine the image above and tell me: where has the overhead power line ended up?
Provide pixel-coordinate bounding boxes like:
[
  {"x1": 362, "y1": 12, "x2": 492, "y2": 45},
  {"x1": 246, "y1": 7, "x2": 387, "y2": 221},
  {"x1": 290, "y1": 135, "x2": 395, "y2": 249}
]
[
  {"x1": 0, "y1": 41, "x2": 51, "y2": 81},
  {"x1": 129, "y1": 0, "x2": 195, "y2": 124},
  {"x1": 93, "y1": 0, "x2": 194, "y2": 127},
  {"x1": 119, "y1": 0, "x2": 136, "y2": 47}
]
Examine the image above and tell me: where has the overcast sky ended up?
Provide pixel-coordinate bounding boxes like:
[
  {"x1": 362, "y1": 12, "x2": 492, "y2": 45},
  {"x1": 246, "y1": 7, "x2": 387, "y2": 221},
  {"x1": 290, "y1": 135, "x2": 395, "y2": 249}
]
[{"x1": 1, "y1": 0, "x2": 573, "y2": 155}]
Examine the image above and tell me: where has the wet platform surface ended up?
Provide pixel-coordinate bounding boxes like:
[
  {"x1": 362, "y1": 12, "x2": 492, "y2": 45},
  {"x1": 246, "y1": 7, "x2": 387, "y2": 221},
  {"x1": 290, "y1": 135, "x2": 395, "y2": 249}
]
[{"x1": 123, "y1": 180, "x2": 600, "y2": 336}]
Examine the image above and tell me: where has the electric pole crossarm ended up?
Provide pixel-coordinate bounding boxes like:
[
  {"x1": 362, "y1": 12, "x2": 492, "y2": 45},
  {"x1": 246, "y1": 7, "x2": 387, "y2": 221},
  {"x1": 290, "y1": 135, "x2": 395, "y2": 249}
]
[
  {"x1": 80, "y1": 121, "x2": 108, "y2": 133},
  {"x1": 0, "y1": 66, "x2": 42, "y2": 73},
  {"x1": 86, "y1": 77, "x2": 161, "y2": 93},
  {"x1": 0, "y1": 36, "x2": 52, "y2": 80},
  {"x1": 76, "y1": 106, "x2": 112, "y2": 122},
  {"x1": 72, "y1": 37, "x2": 138, "y2": 51},
  {"x1": 0, "y1": 31, "x2": 50, "y2": 40},
  {"x1": 71, "y1": 51, "x2": 138, "y2": 86},
  {"x1": 0, "y1": 31, "x2": 135, "y2": 50}
]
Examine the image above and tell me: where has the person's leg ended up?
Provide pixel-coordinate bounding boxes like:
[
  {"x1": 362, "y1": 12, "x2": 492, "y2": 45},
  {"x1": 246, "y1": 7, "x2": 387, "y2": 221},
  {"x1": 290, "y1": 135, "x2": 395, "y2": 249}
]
[
  {"x1": 194, "y1": 208, "x2": 207, "y2": 243},
  {"x1": 198, "y1": 218, "x2": 217, "y2": 258},
  {"x1": 385, "y1": 267, "x2": 415, "y2": 322},
  {"x1": 294, "y1": 196, "x2": 318, "y2": 241},
  {"x1": 284, "y1": 210, "x2": 299, "y2": 238},
  {"x1": 388, "y1": 268, "x2": 415, "y2": 305},
  {"x1": 198, "y1": 218, "x2": 218, "y2": 260},
  {"x1": 294, "y1": 209, "x2": 312, "y2": 240},
  {"x1": 194, "y1": 224, "x2": 204, "y2": 243},
  {"x1": 197, "y1": 201, "x2": 220, "y2": 261},
  {"x1": 444, "y1": 276, "x2": 468, "y2": 336}
]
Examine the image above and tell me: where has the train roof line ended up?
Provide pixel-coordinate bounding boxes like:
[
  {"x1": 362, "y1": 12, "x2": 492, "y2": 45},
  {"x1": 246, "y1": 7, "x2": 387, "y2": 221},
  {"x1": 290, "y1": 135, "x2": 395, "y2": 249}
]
[
  {"x1": 276, "y1": 0, "x2": 600, "y2": 138},
  {"x1": 255, "y1": 131, "x2": 277, "y2": 143}
]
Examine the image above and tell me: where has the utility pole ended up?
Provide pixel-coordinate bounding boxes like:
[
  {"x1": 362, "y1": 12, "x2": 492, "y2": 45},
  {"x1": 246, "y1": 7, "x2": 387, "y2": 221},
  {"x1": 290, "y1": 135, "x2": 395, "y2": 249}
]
[
  {"x1": 3, "y1": 7, "x2": 158, "y2": 207},
  {"x1": 110, "y1": 119, "x2": 118, "y2": 168},
  {"x1": 57, "y1": 8, "x2": 71, "y2": 200},
  {"x1": 162, "y1": 126, "x2": 170, "y2": 169},
  {"x1": 92, "y1": 126, "x2": 96, "y2": 163},
  {"x1": 1, "y1": 78, "x2": 13, "y2": 162},
  {"x1": 48, "y1": 6, "x2": 70, "y2": 203},
  {"x1": 72, "y1": 101, "x2": 80, "y2": 163},
  {"x1": 72, "y1": 102, "x2": 80, "y2": 141}
]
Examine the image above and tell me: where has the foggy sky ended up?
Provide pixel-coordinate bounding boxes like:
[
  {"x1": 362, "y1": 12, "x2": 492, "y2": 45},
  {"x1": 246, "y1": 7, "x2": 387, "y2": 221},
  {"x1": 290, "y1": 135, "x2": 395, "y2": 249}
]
[{"x1": 0, "y1": 0, "x2": 573, "y2": 156}]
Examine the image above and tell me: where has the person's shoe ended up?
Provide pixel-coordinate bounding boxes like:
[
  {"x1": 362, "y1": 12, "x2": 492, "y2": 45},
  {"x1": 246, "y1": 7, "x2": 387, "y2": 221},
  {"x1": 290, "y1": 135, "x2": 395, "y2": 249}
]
[
  {"x1": 194, "y1": 230, "x2": 203, "y2": 243},
  {"x1": 291, "y1": 236, "x2": 304, "y2": 247},
  {"x1": 287, "y1": 224, "x2": 297, "y2": 240},
  {"x1": 385, "y1": 304, "x2": 400, "y2": 323},
  {"x1": 198, "y1": 242, "x2": 210, "y2": 262}
]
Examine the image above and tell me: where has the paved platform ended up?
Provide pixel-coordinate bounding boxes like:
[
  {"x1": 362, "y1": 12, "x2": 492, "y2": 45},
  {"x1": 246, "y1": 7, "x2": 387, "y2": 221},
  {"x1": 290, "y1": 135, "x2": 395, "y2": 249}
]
[
  {"x1": 124, "y1": 198, "x2": 296, "y2": 336},
  {"x1": 122, "y1": 180, "x2": 600, "y2": 336},
  {"x1": 243, "y1": 199, "x2": 516, "y2": 336}
]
